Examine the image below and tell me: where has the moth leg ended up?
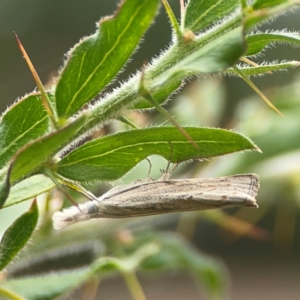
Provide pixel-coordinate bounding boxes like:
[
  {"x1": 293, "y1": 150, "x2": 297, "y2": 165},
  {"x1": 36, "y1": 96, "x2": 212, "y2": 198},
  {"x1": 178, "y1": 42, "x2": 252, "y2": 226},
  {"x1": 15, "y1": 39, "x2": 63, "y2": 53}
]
[{"x1": 159, "y1": 141, "x2": 179, "y2": 181}]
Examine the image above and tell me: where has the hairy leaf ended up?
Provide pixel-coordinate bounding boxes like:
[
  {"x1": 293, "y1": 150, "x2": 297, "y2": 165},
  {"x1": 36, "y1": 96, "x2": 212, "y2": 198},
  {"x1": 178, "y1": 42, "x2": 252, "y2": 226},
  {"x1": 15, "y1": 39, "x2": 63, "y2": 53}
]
[
  {"x1": 10, "y1": 115, "x2": 86, "y2": 182},
  {"x1": 78, "y1": 26, "x2": 245, "y2": 127},
  {"x1": 245, "y1": 1, "x2": 297, "y2": 29},
  {"x1": 0, "y1": 244, "x2": 158, "y2": 299},
  {"x1": 228, "y1": 61, "x2": 299, "y2": 76},
  {"x1": 55, "y1": 0, "x2": 160, "y2": 119},
  {"x1": 4, "y1": 175, "x2": 55, "y2": 208},
  {"x1": 246, "y1": 31, "x2": 300, "y2": 56},
  {"x1": 0, "y1": 94, "x2": 49, "y2": 169},
  {"x1": 0, "y1": 270, "x2": 87, "y2": 300},
  {"x1": 56, "y1": 127, "x2": 259, "y2": 182}
]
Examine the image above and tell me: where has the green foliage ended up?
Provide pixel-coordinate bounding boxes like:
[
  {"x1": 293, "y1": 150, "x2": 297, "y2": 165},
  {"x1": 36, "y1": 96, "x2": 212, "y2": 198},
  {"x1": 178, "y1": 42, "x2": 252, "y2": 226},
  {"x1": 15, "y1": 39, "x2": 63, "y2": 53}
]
[
  {"x1": 57, "y1": 127, "x2": 257, "y2": 181},
  {"x1": 10, "y1": 115, "x2": 86, "y2": 182},
  {"x1": 253, "y1": 0, "x2": 287, "y2": 10},
  {"x1": 0, "y1": 94, "x2": 49, "y2": 169},
  {"x1": 246, "y1": 31, "x2": 300, "y2": 56},
  {"x1": 4, "y1": 175, "x2": 55, "y2": 208},
  {"x1": 0, "y1": 270, "x2": 88, "y2": 300},
  {"x1": 0, "y1": 201, "x2": 38, "y2": 271},
  {"x1": 184, "y1": 0, "x2": 240, "y2": 32},
  {"x1": 55, "y1": 0, "x2": 160, "y2": 120},
  {"x1": 0, "y1": 165, "x2": 12, "y2": 209},
  {"x1": 0, "y1": 0, "x2": 300, "y2": 299}
]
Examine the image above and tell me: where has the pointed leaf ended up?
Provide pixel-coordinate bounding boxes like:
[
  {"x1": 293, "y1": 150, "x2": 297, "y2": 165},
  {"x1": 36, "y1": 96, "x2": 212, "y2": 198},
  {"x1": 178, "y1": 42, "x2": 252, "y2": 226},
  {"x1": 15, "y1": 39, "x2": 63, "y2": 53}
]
[
  {"x1": 0, "y1": 200, "x2": 38, "y2": 270},
  {"x1": 228, "y1": 61, "x2": 300, "y2": 76},
  {"x1": 184, "y1": 0, "x2": 240, "y2": 33},
  {"x1": 246, "y1": 31, "x2": 300, "y2": 56},
  {"x1": 4, "y1": 175, "x2": 55, "y2": 208},
  {"x1": 245, "y1": 1, "x2": 297, "y2": 29},
  {"x1": 253, "y1": 0, "x2": 288, "y2": 10},
  {"x1": 10, "y1": 115, "x2": 86, "y2": 182},
  {"x1": 56, "y1": 127, "x2": 259, "y2": 182},
  {"x1": 0, "y1": 94, "x2": 49, "y2": 169},
  {"x1": 55, "y1": 0, "x2": 160, "y2": 119}
]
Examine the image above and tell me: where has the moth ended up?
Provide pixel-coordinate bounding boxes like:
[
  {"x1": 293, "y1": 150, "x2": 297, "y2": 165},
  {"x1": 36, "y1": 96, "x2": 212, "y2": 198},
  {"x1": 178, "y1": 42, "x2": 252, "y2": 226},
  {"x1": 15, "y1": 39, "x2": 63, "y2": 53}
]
[{"x1": 53, "y1": 173, "x2": 259, "y2": 230}]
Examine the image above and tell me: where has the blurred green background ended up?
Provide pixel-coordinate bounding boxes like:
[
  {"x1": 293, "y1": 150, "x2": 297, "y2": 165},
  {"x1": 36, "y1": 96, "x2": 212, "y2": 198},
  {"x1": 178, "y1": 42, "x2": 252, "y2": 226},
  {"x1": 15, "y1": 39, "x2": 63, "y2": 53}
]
[{"x1": 1, "y1": 1, "x2": 300, "y2": 299}]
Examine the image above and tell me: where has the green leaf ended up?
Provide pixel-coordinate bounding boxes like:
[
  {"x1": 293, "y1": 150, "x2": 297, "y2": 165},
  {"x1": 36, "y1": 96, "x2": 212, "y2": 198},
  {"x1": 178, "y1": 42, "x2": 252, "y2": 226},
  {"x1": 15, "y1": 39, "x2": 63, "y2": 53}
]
[
  {"x1": 149, "y1": 27, "x2": 246, "y2": 90},
  {"x1": 0, "y1": 200, "x2": 38, "y2": 271},
  {"x1": 0, "y1": 165, "x2": 12, "y2": 209},
  {"x1": 228, "y1": 61, "x2": 299, "y2": 76},
  {"x1": 245, "y1": 1, "x2": 297, "y2": 29},
  {"x1": 0, "y1": 244, "x2": 158, "y2": 299},
  {"x1": 90, "y1": 244, "x2": 159, "y2": 274},
  {"x1": 55, "y1": 0, "x2": 160, "y2": 119},
  {"x1": 246, "y1": 31, "x2": 300, "y2": 56},
  {"x1": 56, "y1": 127, "x2": 258, "y2": 182},
  {"x1": 253, "y1": 0, "x2": 288, "y2": 10},
  {"x1": 4, "y1": 175, "x2": 55, "y2": 208},
  {"x1": 0, "y1": 94, "x2": 49, "y2": 169},
  {"x1": 0, "y1": 269, "x2": 87, "y2": 300},
  {"x1": 184, "y1": 0, "x2": 240, "y2": 33},
  {"x1": 10, "y1": 115, "x2": 86, "y2": 182}
]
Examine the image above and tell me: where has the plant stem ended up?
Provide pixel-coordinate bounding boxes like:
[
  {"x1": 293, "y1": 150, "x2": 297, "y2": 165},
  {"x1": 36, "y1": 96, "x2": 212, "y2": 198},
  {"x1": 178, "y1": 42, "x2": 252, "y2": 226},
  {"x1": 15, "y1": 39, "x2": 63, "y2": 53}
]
[
  {"x1": 233, "y1": 66, "x2": 283, "y2": 116},
  {"x1": 122, "y1": 270, "x2": 147, "y2": 300},
  {"x1": 138, "y1": 71, "x2": 198, "y2": 149},
  {"x1": 162, "y1": 0, "x2": 182, "y2": 41},
  {"x1": 118, "y1": 116, "x2": 140, "y2": 129},
  {"x1": 0, "y1": 286, "x2": 25, "y2": 300}
]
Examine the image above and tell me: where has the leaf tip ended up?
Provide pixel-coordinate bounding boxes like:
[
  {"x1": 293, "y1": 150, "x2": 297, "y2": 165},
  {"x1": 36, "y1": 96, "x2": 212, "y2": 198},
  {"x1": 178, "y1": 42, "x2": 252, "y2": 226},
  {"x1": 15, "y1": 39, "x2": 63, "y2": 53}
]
[
  {"x1": 255, "y1": 146, "x2": 262, "y2": 153},
  {"x1": 29, "y1": 198, "x2": 38, "y2": 211}
]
